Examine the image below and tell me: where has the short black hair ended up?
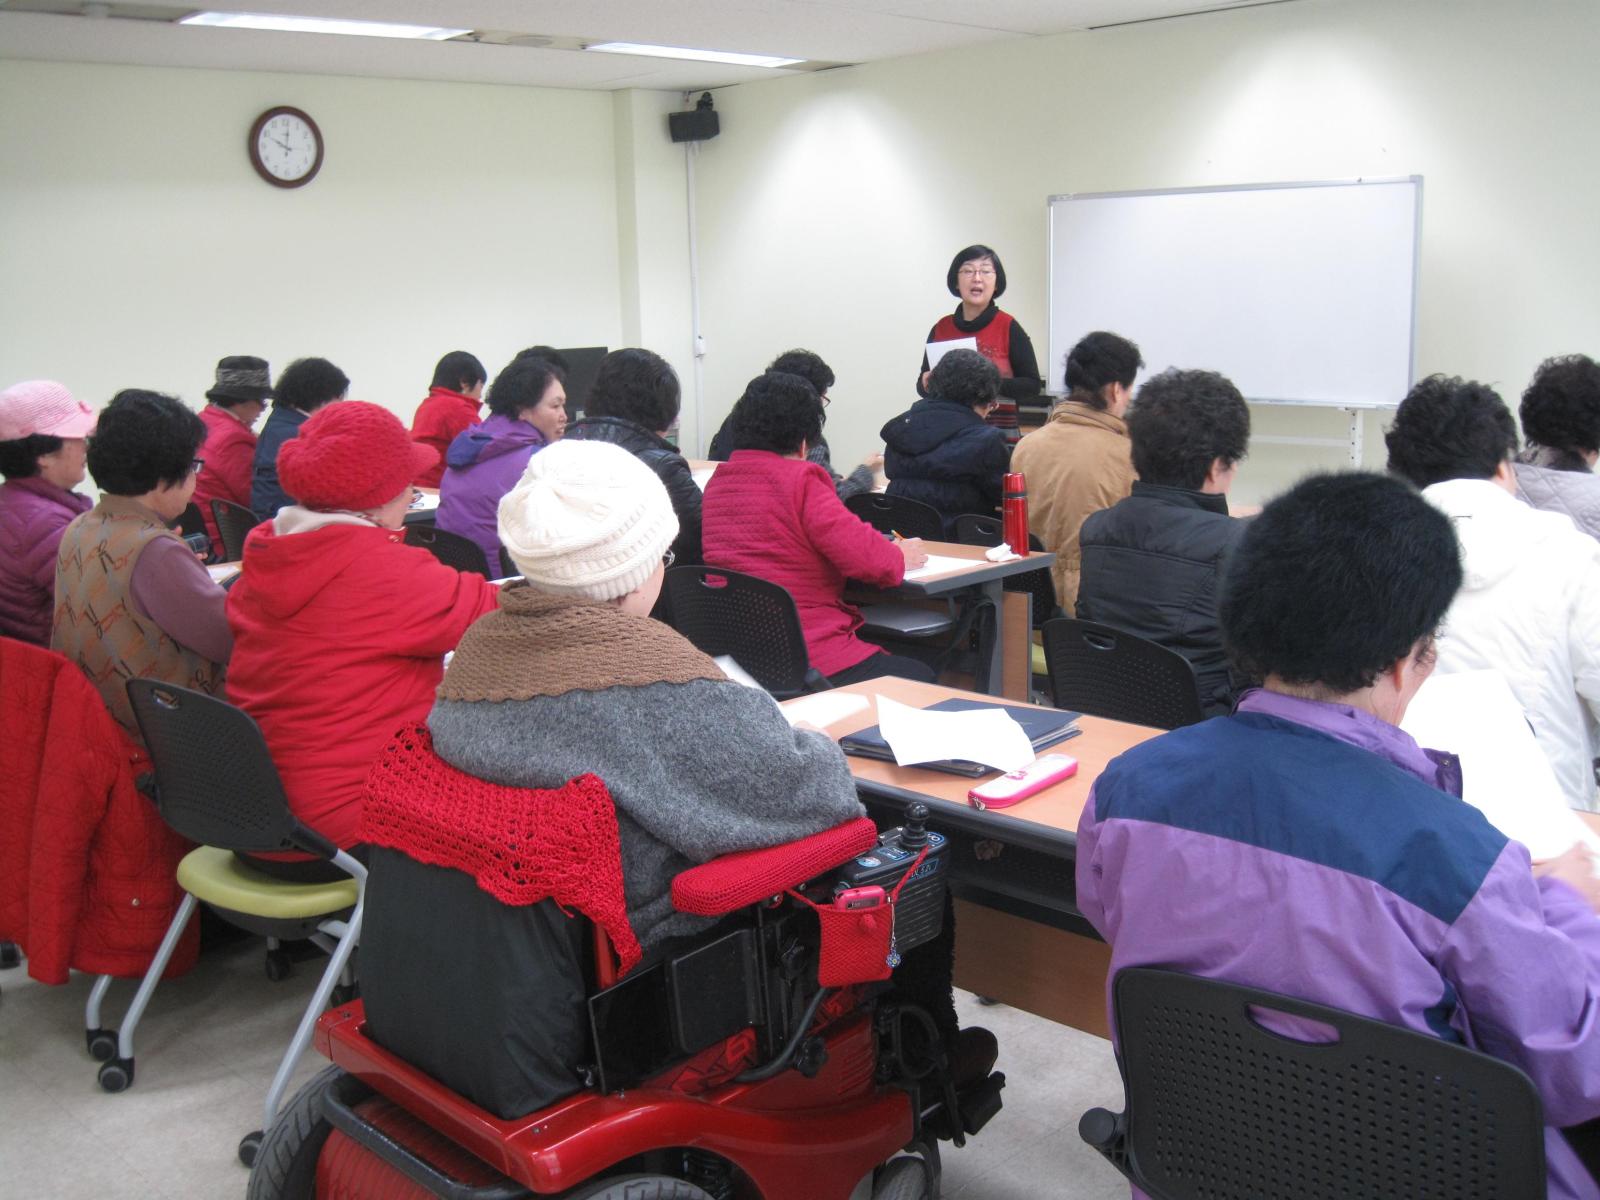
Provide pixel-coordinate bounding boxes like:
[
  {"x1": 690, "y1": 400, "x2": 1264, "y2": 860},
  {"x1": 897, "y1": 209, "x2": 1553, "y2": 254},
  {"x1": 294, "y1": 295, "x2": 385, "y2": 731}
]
[
  {"x1": 1521, "y1": 354, "x2": 1600, "y2": 458},
  {"x1": 486, "y1": 356, "x2": 565, "y2": 420},
  {"x1": 1385, "y1": 374, "x2": 1518, "y2": 490},
  {"x1": 0, "y1": 433, "x2": 64, "y2": 481},
  {"x1": 1064, "y1": 331, "x2": 1143, "y2": 408},
  {"x1": 586, "y1": 348, "x2": 681, "y2": 432},
  {"x1": 766, "y1": 349, "x2": 835, "y2": 397},
  {"x1": 929, "y1": 349, "x2": 1000, "y2": 411},
  {"x1": 86, "y1": 389, "x2": 205, "y2": 496},
  {"x1": 946, "y1": 245, "x2": 1006, "y2": 299},
  {"x1": 514, "y1": 345, "x2": 571, "y2": 373},
  {"x1": 1221, "y1": 472, "x2": 1461, "y2": 695},
  {"x1": 274, "y1": 357, "x2": 348, "y2": 413},
  {"x1": 1127, "y1": 369, "x2": 1252, "y2": 490},
  {"x1": 730, "y1": 371, "x2": 824, "y2": 455},
  {"x1": 431, "y1": 350, "x2": 486, "y2": 392}
]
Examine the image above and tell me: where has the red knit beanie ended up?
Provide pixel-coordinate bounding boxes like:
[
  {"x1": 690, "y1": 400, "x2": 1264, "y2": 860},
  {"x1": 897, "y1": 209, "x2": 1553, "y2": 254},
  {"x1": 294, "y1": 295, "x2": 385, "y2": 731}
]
[{"x1": 278, "y1": 401, "x2": 437, "y2": 511}]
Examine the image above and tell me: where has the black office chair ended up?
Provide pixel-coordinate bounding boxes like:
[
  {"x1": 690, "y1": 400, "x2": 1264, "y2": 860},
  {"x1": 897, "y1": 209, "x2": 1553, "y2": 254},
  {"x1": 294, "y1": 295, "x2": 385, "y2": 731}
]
[
  {"x1": 404, "y1": 524, "x2": 490, "y2": 577},
  {"x1": 209, "y1": 498, "x2": 261, "y2": 563},
  {"x1": 844, "y1": 492, "x2": 945, "y2": 542},
  {"x1": 662, "y1": 566, "x2": 829, "y2": 699},
  {"x1": 1080, "y1": 968, "x2": 1547, "y2": 1200},
  {"x1": 498, "y1": 545, "x2": 519, "y2": 579},
  {"x1": 951, "y1": 513, "x2": 1059, "y2": 628},
  {"x1": 175, "y1": 502, "x2": 208, "y2": 539},
  {"x1": 1041, "y1": 618, "x2": 1204, "y2": 729},
  {"x1": 116, "y1": 680, "x2": 365, "y2": 1167}
]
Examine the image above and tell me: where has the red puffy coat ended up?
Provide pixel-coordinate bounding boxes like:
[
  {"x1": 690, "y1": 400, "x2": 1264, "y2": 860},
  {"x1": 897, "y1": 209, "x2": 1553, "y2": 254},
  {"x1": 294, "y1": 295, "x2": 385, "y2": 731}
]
[
  {"x1": 0, "y1": 637, "x2": 197, "y2": 984},
  {"x1": 701, "y1": 451, "x2": 905, "y2": 676},
  {"x1": 225, "y1": 519, "x2": 500, "y2": 849}
]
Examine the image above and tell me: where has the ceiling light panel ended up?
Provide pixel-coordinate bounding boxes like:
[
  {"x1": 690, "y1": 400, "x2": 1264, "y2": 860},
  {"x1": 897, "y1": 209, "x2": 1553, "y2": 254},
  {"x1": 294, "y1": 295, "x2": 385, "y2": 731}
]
[{"x1": 178, "y1": 11, "x2": 470, "y2": 40}]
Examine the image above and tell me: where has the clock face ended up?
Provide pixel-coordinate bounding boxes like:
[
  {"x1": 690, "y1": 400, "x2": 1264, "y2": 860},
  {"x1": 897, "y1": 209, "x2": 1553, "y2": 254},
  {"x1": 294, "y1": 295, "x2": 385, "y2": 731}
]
[{"x1": 249, "y1": 107, "x2": 323, "y2": 188}]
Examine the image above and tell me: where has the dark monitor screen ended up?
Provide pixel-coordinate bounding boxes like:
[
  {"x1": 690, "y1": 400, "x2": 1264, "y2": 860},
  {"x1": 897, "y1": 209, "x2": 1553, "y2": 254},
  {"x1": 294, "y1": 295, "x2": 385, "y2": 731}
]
[{"x1": 555, "y1": 346, "x2": 608, "y2": 418}]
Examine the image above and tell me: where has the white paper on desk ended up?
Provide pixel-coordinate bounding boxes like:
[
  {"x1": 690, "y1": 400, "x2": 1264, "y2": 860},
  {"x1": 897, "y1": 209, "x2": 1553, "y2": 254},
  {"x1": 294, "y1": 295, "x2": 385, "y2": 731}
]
[
  {"x1": 781, "y1": 691, "x2": 872, "y2": 729},
  {"x1": 902, "y1": 553, "x2": 972, "y2": 581},
  {"x1": 925, "y1": 337, "x2": 977, "y2": 369},
  {"x1": 713, "y1": 655, "x2": 763, "y2": 690},
  {"x1": 691, "y1": 467, "x2": 716, "y2": 491},
  {"x1": 874, "y1": 694, "x2": 1035, "y2": 772},
  {"x1": 408, "y1": 491, "x2": 439, "y2": 512},
  {"x1": 1400, "y1": 669, "x2": 1600, "y2": 859},
  {"x1": 983, "y1": 543, "x2": 1020, "y2": 563}
]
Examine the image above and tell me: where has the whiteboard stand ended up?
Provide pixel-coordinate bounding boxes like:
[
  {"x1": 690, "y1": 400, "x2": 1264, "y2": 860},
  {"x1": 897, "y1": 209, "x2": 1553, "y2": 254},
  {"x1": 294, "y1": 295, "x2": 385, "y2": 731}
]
[{"x1": 1252, "y1": 404, "x2": 1390, "y2": 468}]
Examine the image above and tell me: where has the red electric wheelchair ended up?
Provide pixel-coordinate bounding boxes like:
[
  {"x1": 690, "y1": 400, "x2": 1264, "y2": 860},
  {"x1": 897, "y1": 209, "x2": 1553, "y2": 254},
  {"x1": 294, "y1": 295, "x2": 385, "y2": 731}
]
[{"x1": 246, "y1": 729, "x2": 1004, "y2": 1200}]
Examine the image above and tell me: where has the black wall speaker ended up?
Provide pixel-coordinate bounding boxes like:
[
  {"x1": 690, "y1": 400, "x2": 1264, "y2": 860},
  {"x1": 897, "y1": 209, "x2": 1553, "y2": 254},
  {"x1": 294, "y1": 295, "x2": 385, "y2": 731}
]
[{"x1": 669, "y1": 93, "x2": 721, "y2": 143}]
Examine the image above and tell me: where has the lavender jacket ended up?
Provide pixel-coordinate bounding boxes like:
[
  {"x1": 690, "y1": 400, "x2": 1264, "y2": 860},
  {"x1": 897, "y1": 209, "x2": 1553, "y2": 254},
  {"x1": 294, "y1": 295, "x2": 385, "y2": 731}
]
[
  {"x1": 435, "y1": 414, "x2": 547, "y2": 575},
  {"x1": 0, "y1": 476, "x2": 92, "y2": 645},
  {"x1": 1078, "y1": 689, "x2": 1600, "y2": 1200}
]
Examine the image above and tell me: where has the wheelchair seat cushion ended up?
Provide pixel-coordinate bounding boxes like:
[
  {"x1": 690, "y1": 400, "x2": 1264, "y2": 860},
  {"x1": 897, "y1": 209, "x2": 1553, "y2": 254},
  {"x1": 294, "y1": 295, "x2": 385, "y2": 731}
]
[
  {"x1": 364, "y1": 724, "x2": 641, "y2": 973},
  {"x1": 671, "y1": 816, "x2": 878, "y2": 916}
]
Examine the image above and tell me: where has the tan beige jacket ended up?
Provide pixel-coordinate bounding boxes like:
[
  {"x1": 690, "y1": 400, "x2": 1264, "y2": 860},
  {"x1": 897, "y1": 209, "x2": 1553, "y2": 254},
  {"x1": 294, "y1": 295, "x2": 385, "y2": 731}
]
[{"x1": 1010, "y1": 401, "x2": 1134, "y2": 611}]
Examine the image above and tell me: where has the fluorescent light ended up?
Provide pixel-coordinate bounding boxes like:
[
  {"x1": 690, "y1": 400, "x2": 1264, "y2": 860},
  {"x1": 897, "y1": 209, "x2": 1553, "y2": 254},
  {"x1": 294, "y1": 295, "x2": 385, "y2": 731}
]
[
  {"x1": 179, "y1": 12, "x2": 470, "y2": 41},
  {"x1": 585, "y1": 41, "x2": 801, "y2": 69}
]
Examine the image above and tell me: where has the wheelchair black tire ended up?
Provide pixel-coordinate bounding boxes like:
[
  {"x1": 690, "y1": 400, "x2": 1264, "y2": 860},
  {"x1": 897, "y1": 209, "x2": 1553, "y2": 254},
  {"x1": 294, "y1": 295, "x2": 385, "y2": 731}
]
[
  {"x1": 246, "y1": 1064, "x2": 344, "y2": 1200},
  {"x1": 564, "y1": 1176, "x2": 716, "y2": 1200},
  {"x1": 873, "y1": 1156, "x2": 932, "y2": 1200}
]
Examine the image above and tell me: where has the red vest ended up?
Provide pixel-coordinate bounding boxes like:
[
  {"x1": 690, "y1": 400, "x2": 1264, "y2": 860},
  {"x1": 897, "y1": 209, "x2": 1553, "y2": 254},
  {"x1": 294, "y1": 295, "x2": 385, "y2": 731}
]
[{"x1": 930, "y1": 309, "x2": 1016, "y2": 378}]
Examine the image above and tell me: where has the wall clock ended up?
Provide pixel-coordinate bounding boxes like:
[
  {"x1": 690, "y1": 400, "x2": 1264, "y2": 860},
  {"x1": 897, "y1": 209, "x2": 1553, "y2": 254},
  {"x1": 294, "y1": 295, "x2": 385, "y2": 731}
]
[{"x1": 248, "y1": 106, "x2": 323, "y2": 188}]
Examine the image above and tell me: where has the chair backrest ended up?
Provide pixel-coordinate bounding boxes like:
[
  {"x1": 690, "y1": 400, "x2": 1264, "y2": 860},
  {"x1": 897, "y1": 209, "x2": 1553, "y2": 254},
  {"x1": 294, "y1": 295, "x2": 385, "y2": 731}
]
[
  {"x1": 1110, "y1": 968, "x2": 1547, "y2": 1200},
  {"x1": 125, "y1": 679, "x2": 331, "y2": 857},
  {"x1": 952, "y1": 513, "x2": 1056, "y2": 625},
  {"x1": 175, "y1": 502, "x2": 207, "y2": 539},
  {"x1": 844, "y1": 493, "x2": 945, "y2": 542},
  {"x1": 1041, "y1": 618, "x2": 1203, "y2": 729},
  {"x1": 662, "y1": 566, "x2": 818, "y2": 699},
  {"x1": 498, "y1": 545, "x2": 519, "y2": 579},
  {"x1": 403, "y1": 524, "x2": 490, "y2": 577},
  {"x1": 208, "y1": 498, "x2": 261, "y2": 563}
]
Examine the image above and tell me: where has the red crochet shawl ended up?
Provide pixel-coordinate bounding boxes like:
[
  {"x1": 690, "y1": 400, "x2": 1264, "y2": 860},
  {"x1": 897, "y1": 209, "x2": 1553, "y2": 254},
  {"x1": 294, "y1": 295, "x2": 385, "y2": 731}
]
[{"x1": 363, "y1": 725, "x2": 641, "y2": 975}]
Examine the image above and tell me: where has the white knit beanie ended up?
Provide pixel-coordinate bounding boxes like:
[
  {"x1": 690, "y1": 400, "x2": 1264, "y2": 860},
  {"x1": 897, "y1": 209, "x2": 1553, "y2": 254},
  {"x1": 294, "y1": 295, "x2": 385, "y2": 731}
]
[{"x1": 497, "y1": 440, "x2": 679, "y2": 602}]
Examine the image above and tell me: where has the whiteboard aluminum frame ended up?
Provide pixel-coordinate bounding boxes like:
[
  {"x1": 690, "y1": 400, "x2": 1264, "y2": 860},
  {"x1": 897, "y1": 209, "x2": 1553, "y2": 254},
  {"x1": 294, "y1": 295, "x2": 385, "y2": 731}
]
[{"x1": 1044, "y1": 176, "x2": 1424, "y2": 436}]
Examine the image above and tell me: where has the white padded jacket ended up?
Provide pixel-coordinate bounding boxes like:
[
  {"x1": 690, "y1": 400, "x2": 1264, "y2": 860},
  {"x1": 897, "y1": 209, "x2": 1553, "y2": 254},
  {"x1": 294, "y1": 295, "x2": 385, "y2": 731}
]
[{"x1": 1424, "y1": 478, "x2": 1600, "y2": 811}]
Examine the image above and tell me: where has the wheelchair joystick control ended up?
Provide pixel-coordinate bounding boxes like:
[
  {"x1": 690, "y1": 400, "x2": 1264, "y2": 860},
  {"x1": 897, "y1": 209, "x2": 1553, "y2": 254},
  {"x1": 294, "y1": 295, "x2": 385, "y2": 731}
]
[{"x1": 902, "y1": 803, "x2": 930, "y2": 851}]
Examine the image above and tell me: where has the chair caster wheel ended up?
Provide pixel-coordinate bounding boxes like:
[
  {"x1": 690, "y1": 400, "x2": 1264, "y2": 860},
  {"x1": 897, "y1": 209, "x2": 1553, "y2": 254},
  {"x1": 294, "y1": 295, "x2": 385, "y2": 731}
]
[
  {"x1": 264, "y1": 949, "x2": 292, "y2": 982},
  {"x1": 86, "y1": 1028, "x2": 119, "y2": 1062},
  {"x1": 238, "y1": 1130, "x2": 262, "y2": 1167},
  {"x1": 0, "y1": 942, "x2": 20, "y2": 969},
  {"x1": 98, "y1": 1057, "x2": 134, "y2": 1093}
]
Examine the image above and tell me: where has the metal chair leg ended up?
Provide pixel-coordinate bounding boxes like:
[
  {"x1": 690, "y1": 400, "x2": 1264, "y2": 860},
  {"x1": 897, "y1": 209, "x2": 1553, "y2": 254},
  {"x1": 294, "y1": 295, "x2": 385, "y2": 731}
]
[{"x1": 96, "y1": 892, "x2": 199, "y2": 1092}]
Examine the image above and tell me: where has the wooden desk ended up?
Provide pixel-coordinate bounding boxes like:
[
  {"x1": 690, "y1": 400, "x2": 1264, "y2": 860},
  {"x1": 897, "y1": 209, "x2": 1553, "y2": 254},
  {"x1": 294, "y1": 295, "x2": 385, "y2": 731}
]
[
  {"x1": 859, "y1": 541, "x2": 1055, "y2": 700},
  {"x1": 788, "y1": 677, "x2": 1159, "y2": 1036}
]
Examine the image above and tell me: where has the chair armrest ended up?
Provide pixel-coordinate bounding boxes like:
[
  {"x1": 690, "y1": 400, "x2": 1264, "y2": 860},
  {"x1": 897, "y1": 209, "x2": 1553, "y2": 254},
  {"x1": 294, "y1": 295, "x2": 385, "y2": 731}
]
[{"x1": 671, "y1": 817, "x2": 878, "y2": 916}]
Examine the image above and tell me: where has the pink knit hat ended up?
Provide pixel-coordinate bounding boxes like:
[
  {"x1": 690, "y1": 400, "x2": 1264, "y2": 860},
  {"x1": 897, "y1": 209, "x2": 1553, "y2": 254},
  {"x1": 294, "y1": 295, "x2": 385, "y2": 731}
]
[
  {"x1": 0, "y1": 380, "x2": 97, "y2": 441},
  {"x1": 277, "y1": 401, "x2": 436, "y2": 511}
]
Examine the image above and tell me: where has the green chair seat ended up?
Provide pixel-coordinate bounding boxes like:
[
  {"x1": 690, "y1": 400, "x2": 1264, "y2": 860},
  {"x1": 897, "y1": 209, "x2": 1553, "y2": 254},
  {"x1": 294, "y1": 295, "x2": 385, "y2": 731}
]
[{"x1": 177, "y1": 847, "x2": 358, "y2": 920}]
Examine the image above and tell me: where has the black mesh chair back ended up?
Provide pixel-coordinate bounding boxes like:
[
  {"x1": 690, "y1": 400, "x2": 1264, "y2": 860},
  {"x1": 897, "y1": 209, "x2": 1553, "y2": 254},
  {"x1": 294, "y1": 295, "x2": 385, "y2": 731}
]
[
  {"x1": 125, "y1": 680, "x2": 332, "y2": 858},
  {"x1": 1082, "y1": 967, "x2": 1546, "y2": 1200},
  {"x1": 844, "y1": 493, "x2": 945, "y2": 542},
  {"x1": 1041, "y1": 618, "x2": 1203, "y2": 729},
  {"x1": 209, "y1": 499, "x2": 261, "y2": 563},
  {"x1": 175, "y1": 502, "x2": 207, "y2": 539},
  {"x1": 498, "y1": 545, "x2": 519, "y2": 579},
  {"x1": 404, "y1": 524, "x2": 490, "y2": 577},
  {"x1": 952, "y1": 513, "x2": 1057, "y2": 627},
  {"x1": 662, "y1": 566, "x2": 825, "y2": 699}
]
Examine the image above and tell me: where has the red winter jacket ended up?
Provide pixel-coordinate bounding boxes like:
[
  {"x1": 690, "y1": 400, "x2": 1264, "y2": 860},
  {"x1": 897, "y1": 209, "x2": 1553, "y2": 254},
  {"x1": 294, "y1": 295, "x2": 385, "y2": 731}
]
[
  {"x1": 0, "y1": 637, "x2": 197, "y2": 984},
  {"x1": 701, "y1": 451, "x2": 905, "y2": 677},
  {"x1": 225, "y1": 517, "x2": 501, "y2": 849},
  {"x1": 410, "y1": 388, "x2": 482, "y2": 488},
  {"x1": 192, "y1": 404, "x2": 259, "y2": 548}
]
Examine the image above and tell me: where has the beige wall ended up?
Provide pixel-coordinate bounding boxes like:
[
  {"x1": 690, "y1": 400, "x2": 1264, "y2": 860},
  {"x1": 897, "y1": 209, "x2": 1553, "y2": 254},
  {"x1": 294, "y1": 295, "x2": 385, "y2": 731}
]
[
  {"x1": 692, "y1": 0, "x2": 1600, "y2": 505},
  {"x1": 0, "y1": 59, "x2": 633, "y2": 429}
]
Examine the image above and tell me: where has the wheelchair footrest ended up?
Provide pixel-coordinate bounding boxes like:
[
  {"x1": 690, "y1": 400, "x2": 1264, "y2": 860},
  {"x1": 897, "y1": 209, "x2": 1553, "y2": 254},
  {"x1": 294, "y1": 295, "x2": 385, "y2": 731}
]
[{"x1": 957, "y1": 1071, "x2": 1005, "y2": 1138}]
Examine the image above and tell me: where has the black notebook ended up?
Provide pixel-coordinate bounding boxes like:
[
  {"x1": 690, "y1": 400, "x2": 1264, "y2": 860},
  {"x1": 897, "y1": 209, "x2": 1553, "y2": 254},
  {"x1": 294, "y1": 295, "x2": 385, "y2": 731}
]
[{"x1": 840, "y1": 698, "x2": 1081, "y2": 778}]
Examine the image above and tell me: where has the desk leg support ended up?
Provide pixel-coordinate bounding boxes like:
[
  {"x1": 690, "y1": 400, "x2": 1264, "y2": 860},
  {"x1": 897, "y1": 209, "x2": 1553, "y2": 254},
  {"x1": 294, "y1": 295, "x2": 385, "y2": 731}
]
[{"x1": 951, "y1": 898, "x2": 1111, "y2": 1038}]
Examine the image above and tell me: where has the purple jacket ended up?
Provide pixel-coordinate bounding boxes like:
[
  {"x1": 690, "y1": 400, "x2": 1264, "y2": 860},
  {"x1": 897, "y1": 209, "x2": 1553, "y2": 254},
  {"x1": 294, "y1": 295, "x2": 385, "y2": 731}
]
[
  {"x1": 0, "y1": 477, "x2": 92, "y2": 645},
  {"x1": 1078, "y1": 688, "x2": 1600, "y2": 1200},
  {"x1": 435, "y1": 414, "x2": 547, "y2": 574}
]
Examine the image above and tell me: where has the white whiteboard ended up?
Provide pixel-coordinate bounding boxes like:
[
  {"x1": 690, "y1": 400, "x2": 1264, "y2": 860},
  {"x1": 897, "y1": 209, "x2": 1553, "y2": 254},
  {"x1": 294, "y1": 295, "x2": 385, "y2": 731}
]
[{"x1": 1046, "y1": 178, "x2": 1421, "y2": 407}]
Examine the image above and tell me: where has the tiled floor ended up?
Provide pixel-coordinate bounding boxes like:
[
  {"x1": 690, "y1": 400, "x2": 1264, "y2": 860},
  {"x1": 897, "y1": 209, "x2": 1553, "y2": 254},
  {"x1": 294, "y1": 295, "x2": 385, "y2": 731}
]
[{"x1": 0, "y1": 944, "x2": 1130, "y2": 1199}]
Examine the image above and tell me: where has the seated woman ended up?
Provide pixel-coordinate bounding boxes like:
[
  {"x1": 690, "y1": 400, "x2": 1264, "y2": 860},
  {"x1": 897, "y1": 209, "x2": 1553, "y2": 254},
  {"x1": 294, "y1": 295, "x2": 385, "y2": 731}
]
[
  {"x1": 881, "y1": 349, "x2": 1008, "y2": 533},
  {"x1": 1516, "y1": 353, "x2": 1600, "y2": 541},
  {"x1": 52, "y1": 389, "x2": 232, "y2": 741},
  {"x1": 1076, "y1": 472, "x2": 1600, "y2": 1198},
  {"x1": 225, "y1": 401, "x2": 500, "y2": 872},
  {"x1": 702, "y1": 370, "x2": 934, "y2": 687},
  {"x1": 565, "y1": 348, "x2": 703, "y2": 564},
  {"x1": 0, "y1": 380, "x2": 95, "y2": 645},
  {"x1": 436, "y1": 354, "x2": 566, "y2": 573}
]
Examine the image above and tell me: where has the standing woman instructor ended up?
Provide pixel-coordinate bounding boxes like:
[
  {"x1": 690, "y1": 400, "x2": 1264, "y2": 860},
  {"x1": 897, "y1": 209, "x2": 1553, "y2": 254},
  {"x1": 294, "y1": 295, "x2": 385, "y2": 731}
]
[{"x1": 916, "y1": 244, "x2": 1042, "y2": 446}]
